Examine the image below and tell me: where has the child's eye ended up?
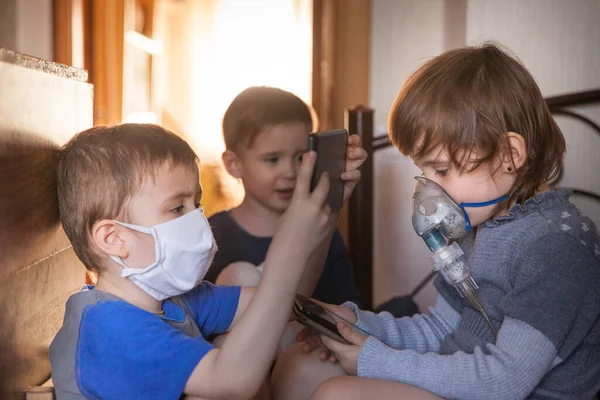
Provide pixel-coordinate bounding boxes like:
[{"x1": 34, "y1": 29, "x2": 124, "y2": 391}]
[
  {"x1": 170, "y1": 205, "x2": 184, "y2": 214},
  {"x1": 435, "y1": 169, "x2": 448, "y2": 176},
  {"x1": 295, "y1": 154, "x2": 304, "y2": 163},
  {"x1": 264, "y1": 156, "x2": 279, "y2": 164}
]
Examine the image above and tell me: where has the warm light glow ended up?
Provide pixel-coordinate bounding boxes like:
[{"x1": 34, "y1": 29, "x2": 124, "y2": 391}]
[
  {"x1": 125, "y1": 111, "x2": 158, "y2": 124},
  {"x1": 125, "y1": 30, "x2": 162, "y2": 55},
  {"x1": 188, "y1": 0, "x2": 313, "y2": 161}
]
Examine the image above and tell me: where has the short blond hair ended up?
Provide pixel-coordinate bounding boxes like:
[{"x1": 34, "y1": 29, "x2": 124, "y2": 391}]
[
  {"x1": 57, "y1": 124, "x2": 199, "y2": 271},
  {"x1": 222, "y1": 86, "x2": 314, "y2": 151}
]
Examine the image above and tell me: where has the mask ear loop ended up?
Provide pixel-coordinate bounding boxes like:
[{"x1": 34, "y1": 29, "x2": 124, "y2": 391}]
[
  {"x1": 459, "y1": 195, "x2": 510, "y2": 230},
  {"x1": 110, "y1": 220, "x2": 159, "y2": 274},
  {"x1": 112, "y1": 220, "x2": 153, "y2": 234}
]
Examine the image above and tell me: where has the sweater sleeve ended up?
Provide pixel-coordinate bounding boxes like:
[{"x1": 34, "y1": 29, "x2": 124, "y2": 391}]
[
  {"x1": 356, "y1": 233, "x2": 600, "y2": 400},
  {"x1": 358, "y1": 317, "x2": 557, "y2": 400},
  {"x1": 343, "y1": 293, "x2": 460, "y2": 353}
]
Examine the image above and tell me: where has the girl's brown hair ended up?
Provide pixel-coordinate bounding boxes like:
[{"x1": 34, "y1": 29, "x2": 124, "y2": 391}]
[{"x1": 389, "y1": 42, "x2": 565, "y2": 206}]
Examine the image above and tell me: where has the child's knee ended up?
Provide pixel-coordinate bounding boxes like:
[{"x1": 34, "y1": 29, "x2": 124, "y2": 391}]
[
  {"x1": 271, "y1": 343, "x2": 311, "y2": 382},
  {"x1": 271, "y1": 344, "x2": 316, "y2": 398},
  {"x1": 311, "y1": 377, "x2": 354, "y2": 400},
  {"x1": 215, "y1": 261, "x2": 262, "y2": 286},
  {"x1": 271, "y1": 343, "x2": 344, "y2": 400},
  {"x1": 279, "y1": 321, "x2": 303, "y2": 349}
]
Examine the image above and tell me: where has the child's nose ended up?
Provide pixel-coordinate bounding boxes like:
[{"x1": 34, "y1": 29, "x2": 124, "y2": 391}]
[{"x1": 281, "y1": 160, "x2": 297, "y2": 179}]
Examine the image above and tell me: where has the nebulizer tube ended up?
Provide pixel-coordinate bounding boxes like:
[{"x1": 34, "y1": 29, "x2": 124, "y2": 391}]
[
  {"x1": 422, "y1": 229, "x2": 497, "y2": 337},
  {"x1": 412, "y1": 177, "x2": 497, "y2": 338}
]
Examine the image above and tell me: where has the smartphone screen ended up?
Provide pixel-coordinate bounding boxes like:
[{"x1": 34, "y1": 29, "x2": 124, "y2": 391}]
[{"x1": 308, "y1": 129, "x2": 348, "y2": 213}]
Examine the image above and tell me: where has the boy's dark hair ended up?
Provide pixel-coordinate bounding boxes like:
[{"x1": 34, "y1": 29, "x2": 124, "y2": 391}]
[
  {"x1": 57, "y1": 124, "x2": 198, "y2": 271},
  {"x1": 222, "y1": 86, "x2": 314, "y2": 151},
  {"x1": 389, "y1": 42, "x2": 566, "y2": 206}
]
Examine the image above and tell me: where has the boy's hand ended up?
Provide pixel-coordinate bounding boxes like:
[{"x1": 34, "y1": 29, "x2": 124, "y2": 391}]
[
  {"x1": 296, "y1": 326, "x2": 338, "y2": 362},
  {"x1": 320, "y1": 322, "x2": 368, "y2": 376},
  {"x1": 341, "y1": 134, "x2": 368, "y2": 203},
  {"x1": 272, "y1": 151, "x2": 332, "y2": 260}
]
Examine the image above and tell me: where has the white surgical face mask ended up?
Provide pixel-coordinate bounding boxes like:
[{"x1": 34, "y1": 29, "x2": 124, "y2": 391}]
[{"x1": 110, "y1": 208, "x2": 217, "y2": 301}]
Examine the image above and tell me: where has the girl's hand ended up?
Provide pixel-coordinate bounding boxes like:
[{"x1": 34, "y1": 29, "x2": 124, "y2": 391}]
[
  {"x1": 320, "y1": 322, "x2": 368, "y2": 376},
  {"x1": 295, "y1": 301, "x2": 359, "y2": 361},
  {"x1": 342, "y1": 134, "x2": 368, "y2": 203}
]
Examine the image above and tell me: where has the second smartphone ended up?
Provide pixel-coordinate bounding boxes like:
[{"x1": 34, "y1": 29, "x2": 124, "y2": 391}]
[{"x1": 308, "y1": 129, "x2": 348, "y2": 213}]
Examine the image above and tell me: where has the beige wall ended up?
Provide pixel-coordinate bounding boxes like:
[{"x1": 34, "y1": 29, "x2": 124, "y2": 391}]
[
  {"x1": 466, "y1": 0, "x2": 600, "y2": 230},
  {"x1": 0, "y1": 51, "x2": 91, "y2": 399},
  {"x1": 369, "y1": 0, "x2": 462, "y2": 310},
  {"x1": 0, "y1": 0, "x2": 19, "y2": 51},
  {"x1": 0, "y1": 0, "x2": 53, "y2": 60}
]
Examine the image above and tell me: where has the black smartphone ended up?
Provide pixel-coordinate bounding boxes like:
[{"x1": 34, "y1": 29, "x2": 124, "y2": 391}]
[
  {"x1": 293, "y1": 294, "x2": 369, "y2": 344},
  {"x1": 308, "y1": 129, "x2": 348, "y2": 213}
]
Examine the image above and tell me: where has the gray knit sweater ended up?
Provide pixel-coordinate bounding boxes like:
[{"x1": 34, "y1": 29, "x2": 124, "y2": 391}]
[{"x1": 346, "y1": 189, "x2": 600, "y2": 399}]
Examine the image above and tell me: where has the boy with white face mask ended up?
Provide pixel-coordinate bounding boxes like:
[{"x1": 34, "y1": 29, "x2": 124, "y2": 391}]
[{"x1": 49, "y1": 123, "x2": 366, "y2": 399}]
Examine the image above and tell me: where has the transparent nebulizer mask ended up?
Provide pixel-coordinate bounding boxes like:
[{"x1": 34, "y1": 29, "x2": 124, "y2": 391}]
[{"x1": 412, "y1": 176, "x2": 497, "y2": 337}]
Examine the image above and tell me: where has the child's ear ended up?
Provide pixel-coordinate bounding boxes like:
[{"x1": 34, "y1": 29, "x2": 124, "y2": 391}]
[
  {"x1": 222, "y1": 150, "x2": 242, "y2": 179},
  {"x1": 92, "y1": 220, "x2": 129, "y2": 258},
  {"x1": 502, "y1": 132, "x2": 527, "y2": 173}
]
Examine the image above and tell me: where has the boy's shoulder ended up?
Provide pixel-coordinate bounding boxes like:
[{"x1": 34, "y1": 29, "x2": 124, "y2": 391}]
[
  {"x1": 208, "y1": 210, "x2": 247, "y2": 239},
  {"x1": 208, "y1": 210, "x2": 233, "y2": 225},
  {"x1": 54, "y1": 287, "x2": 129, "y2": 332},
  {"x1": 49, "y1": 288, "x2": 160, "y2": 360},
  {"x1": 49, "y1": 285, "x2": 229, "y2": 399},
  {"x1": 49, "y1": 288, "x2": 153, "y2": 398},
  {"x1": 207, "y1": 209, "x2": 272, "y2": 253},
  {"x1": 208, "y1": 209, "x2": 347, "y2": 246}
]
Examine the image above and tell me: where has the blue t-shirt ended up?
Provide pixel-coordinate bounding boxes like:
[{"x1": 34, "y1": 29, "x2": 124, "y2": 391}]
[
  {"x1": 49, "y1": 282, "x2": 240, "y2": 400},
  {"x1": 206, "y1": 210, "x2": 362, "y2": 306}
]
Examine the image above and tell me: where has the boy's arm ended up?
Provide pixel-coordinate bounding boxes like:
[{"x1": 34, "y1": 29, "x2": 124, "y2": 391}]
[
  {"x1": 183, "y1": 152, "x2": 333, "y2": 399},
  {"x1": 183, "y1": 244, "x2": 321, "y2": 398},
  {"x1": 226, "y1": 286, "x2": 255, "y2": 329},
  {"x1": 295, "y1": 216, "x2": 336, "y2": 297},
  {"x1": 296, "y1": 133, "x2": 367, "y2": 298}
]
